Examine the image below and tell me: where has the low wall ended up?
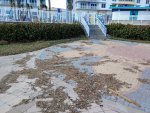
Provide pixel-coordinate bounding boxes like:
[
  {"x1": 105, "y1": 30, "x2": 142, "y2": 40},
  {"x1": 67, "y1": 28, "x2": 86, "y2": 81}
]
[{"x1": 110, "y1": 20, "x2": 150, "y2": 25}]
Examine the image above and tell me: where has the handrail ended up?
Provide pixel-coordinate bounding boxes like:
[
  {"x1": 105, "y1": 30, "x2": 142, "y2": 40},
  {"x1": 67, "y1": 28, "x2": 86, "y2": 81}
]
[
  {"x1": 80, "y1": 17, "x2": 90, "y2": 37},
  {"x1": 96, "y1": 17, "x2": 107, "y2": 37}
]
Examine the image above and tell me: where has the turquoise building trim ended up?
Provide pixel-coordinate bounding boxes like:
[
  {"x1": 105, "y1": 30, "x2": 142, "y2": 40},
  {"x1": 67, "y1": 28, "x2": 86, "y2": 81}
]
[{"x1": 110, "y1": 6, "x2": 150, "y2": 10}]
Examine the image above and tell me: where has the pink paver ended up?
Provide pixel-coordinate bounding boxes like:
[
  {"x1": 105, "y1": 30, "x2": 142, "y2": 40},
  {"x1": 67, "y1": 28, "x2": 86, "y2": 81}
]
[{"x1": 108, "y1": 45, "x2": 150, "y2": 60}]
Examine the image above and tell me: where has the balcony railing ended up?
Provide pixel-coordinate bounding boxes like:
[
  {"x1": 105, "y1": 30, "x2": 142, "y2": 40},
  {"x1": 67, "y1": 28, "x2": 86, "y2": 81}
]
[
  {"x1": 76, "y1": 6, "x2": 98, "y2": 10},
  {"x1": 76, "y1": 0, "x2": 109, "y2": 2},
  {"x1": 76, "y1": 0, "x2": 99, "y2": 2},
  {"x1": 0, "y1": 1, "x2": 10, "y2": 6},
  {"x1": 117, "y1": 0, "x2": 135, "y2": 5}
]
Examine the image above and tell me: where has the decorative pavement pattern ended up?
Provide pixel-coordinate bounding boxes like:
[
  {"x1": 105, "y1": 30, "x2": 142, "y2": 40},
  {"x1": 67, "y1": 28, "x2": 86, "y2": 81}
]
[{"x1": 0, "y1": 39, "x2": 150, "y2": 113}]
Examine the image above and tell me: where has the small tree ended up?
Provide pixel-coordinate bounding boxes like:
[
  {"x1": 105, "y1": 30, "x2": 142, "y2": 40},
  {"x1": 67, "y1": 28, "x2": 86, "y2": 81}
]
[{"x1": 67, "y1": 0, "x2": 73, "y2": 11}]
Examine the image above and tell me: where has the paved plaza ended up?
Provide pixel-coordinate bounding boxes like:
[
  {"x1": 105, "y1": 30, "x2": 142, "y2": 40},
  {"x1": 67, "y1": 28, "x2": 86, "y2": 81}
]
[{"x1": 0, "y1": 39, "x2": 150, "y2": 113}]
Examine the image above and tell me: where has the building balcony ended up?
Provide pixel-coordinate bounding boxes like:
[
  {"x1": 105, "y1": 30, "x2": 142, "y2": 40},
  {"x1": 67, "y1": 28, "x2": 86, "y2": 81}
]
[
  {"x1": 75, "y1": 0, "x2": 99, "y2": 3},
  {"x1": 0, "y1": 1, "x2": 10, "y2": 6},
  {"x1": 76, "y1": 6, "x2": 98, "y2": 10},
  {"x1": 117, "y1": 0, "x2": 136, "y2": 5},
  {"x1": 75, "y1": 0, "x2": 109, "y2": 2}
]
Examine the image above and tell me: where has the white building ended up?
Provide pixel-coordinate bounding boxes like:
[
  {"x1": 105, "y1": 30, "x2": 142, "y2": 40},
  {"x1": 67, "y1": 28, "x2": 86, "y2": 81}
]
[
  {"x1": 0, "y1": 0, "x2": 46, "y2": 8},
  {"x1": 0, "y1": 0, "x2": 48, "y2": 22},
  {"x1": 110, "y1": 6, "x2": 150, "y2": 25},
  {"x1": 73, "y1": 0, "x2": 150, "y2": 14}
]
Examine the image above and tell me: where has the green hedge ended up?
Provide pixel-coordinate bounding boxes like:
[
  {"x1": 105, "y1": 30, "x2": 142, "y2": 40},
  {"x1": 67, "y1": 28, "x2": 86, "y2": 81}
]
[
  {"x1": 0, "y1": 23, "x2": 85, "y2": 42},
  {"x1": 107, "y1": 24, "x2": 150, "y2": 41}
]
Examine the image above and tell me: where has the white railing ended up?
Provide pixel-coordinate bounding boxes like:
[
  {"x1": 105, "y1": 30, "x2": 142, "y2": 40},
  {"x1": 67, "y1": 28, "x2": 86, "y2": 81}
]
[
  {"x1": 76, "y1": 0, "x2": 98, "y2": 2},
  {"x1": 0, "y1": 7, "x2": 77, "y2": 23},
  {"x1": 96, "y1": 17, "x2": 107, "y2": 36},
  {"x1": 77, "y1": 6, "x2": 98, "y2": 10},
  {"x1": 80, "y1": 17, "x2": 90, "y2": 37}
]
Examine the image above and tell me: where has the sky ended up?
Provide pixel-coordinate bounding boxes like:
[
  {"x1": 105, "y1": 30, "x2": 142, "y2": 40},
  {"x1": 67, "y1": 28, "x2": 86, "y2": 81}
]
[{"x1": 46, "y1": 0, "x2": 66, "y2": 9}]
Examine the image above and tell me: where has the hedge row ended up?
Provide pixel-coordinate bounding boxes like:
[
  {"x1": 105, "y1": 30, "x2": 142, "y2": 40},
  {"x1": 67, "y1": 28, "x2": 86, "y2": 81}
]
[
  {"x1": 107, "y1": 24, "x2": 150, "y2": 41},
  {"x1": 0, "y1": 23, "x2": 85, "y2": 42}
]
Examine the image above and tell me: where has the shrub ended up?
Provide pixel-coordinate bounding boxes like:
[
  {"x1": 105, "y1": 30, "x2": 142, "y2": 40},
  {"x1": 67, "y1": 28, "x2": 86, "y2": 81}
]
[
  {"x1": 107, "y1": 24, "x2": 150, "y2": 41},
  {"x1": 0, "y1": 23, "x2": 85, "y2": 43}
]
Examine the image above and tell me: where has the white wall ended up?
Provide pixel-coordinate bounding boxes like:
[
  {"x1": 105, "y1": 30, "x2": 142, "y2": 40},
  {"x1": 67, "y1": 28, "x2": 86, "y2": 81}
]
[
  {"x1": 112, "y1": 11, "x2": 130, "y2": 20},
  {"x1": 136, "y1": 0, "x2": 150, "y2": 6},
  {"x1": 138, "y1": 11, "x2": 150, "y2": 20},
  {"x1": 112, "y1": 10, "x2": 150, "y2": 20}
]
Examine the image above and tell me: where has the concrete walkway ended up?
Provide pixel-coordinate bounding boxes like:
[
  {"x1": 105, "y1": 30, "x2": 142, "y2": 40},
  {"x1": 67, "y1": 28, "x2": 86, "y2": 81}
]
[{"x1": 0, "y1": 39, "x2": 150, "y2": 113}]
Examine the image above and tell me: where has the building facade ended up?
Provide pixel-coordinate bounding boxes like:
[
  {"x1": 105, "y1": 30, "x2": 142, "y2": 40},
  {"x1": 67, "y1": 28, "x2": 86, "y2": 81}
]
[
  {"x1": 0, "y1": 0, "x2": 47, "y2": 22},
  {"x1": 110, "y1": 5, "x2": 150, "y2": 25},
  {"x1": 0, "y1": 0, "x2": 46, "y2": 8},
  {"x1": 73, "y1": 0, "x2": 150, "y2": 14}
]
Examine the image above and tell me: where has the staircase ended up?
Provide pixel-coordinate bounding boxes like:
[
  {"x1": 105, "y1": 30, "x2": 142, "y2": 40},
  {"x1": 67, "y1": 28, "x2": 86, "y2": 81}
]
[
  {"x1": 89, "y1": 25, "x2": 107, "y2": 40},
  {"x1": 80, "y1": 16, "x2": 107, "y2": 39}
]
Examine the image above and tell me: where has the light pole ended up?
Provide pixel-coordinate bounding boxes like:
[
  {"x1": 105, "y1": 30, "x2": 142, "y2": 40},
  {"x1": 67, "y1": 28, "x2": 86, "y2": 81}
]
[{"x1": 48, "y1": 0, "x2": 51, "y2": 22}]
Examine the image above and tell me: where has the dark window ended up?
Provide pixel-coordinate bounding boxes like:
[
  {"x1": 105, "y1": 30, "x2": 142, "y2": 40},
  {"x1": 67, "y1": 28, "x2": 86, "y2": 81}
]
[
  {"x1": 146, "y1": 0, "x2": 150, "y2": 4},
  {"x1": 137, "y1": 0, "x2": 140, "y2": 3},
  {"x1": 101, "y1": 4, "x2": 106, "y2": 8}
]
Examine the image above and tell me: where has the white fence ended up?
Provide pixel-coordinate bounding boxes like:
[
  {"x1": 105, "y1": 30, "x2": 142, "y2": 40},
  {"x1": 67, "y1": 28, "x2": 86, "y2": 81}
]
[
  {"x1": 0, "y1": 7, "x2": 109, "y2": 25},
  {"x1": 0, "y1": 7, "x2": 78, "y2": 23}
]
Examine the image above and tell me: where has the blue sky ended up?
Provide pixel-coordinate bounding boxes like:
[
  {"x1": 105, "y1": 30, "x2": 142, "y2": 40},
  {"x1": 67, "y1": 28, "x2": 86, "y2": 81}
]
[{"x1": 47, "y1": 0, "x2": 66, "y2": 9}]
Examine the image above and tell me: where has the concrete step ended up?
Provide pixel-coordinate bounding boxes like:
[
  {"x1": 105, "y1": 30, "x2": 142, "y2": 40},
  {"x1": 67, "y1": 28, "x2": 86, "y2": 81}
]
[
  {"x1": 90, "y1": 32, "x2": 104, "y2": 35},
  {"x1": 89, "y1": 25, "x2": 106, "y2": 40},
  {"x1": 89, "y1": 25, "x2": 99, "y2": 29},
  {"x1": 90, "y1": 36, "x2": 106, "y2": 40}
]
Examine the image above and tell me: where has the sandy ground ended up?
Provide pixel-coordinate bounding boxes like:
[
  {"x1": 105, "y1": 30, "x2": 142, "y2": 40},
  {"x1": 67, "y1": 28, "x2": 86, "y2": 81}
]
[{"x1": 0, "y1": 39, "x2": 150, "y2": 113}]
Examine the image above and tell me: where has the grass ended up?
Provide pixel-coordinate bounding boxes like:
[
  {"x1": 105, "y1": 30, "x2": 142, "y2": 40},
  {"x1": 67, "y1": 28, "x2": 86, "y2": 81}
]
[
  {"x1": 111, "y1": 37, "x2": 150, "y2": 44},
  {"x1": 0, "y1": 37, "x2": 87, "y2": 56}
]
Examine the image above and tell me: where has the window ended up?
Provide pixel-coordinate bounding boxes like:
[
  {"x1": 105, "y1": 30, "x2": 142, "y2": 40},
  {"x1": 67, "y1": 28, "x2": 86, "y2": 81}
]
[
  {"x1": 91, "y1": 3, "x2": 97, "y2": 9},
  {"x1": 81, "y1": 2, "x2": 87, "y2": 9},
  {"x1": 146, "y1": 0, "x2": 150, "y2": 4},
  {"x1": 101, "y1": 3, "x2": 106, "y2": 8},
  {"x1": 137, "y1": 0, "x2": 140, "y2": 3},
  {"x1": 30, "y1": 0, "x2": 37, "y2": 4}
]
